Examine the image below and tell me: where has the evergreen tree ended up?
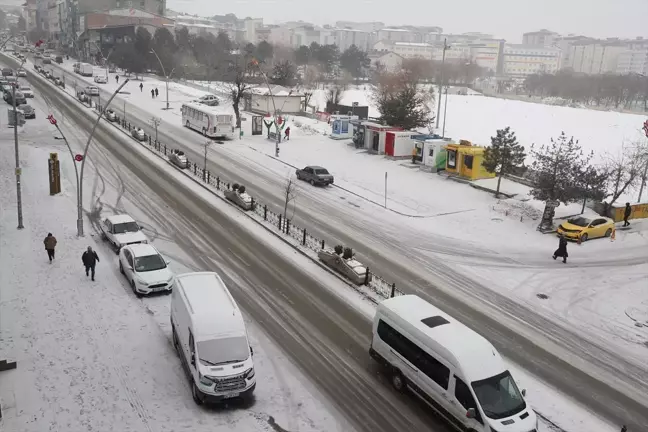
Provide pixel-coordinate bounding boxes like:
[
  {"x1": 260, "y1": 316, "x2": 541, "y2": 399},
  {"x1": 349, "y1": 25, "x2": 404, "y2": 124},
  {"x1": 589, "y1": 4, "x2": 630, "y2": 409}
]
[
  {"x1": 340, "y1": 45, "x2": 370, "y2": 78},
  {"x1": 271, "y1": 60, "x2": 296, "y2": 86},
  {"x1": 372, "y1": 70, "x2": 434, "y2": 130},
  {"x1": 482, "y1": 127, "x2": 527, "y2": 197},
  {"x1": 255, "y1": 41, "x2": 274, "y2": 62},
  {"x1": 294, "y1": 45, "x2": 311, "y2": 65}
]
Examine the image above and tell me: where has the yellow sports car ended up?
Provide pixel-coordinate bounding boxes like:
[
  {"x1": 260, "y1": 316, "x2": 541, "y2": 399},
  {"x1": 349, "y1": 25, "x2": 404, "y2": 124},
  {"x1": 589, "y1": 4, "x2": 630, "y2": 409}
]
[{"x1": 556, "y1": 216, "x2": 615, "y2": 242}]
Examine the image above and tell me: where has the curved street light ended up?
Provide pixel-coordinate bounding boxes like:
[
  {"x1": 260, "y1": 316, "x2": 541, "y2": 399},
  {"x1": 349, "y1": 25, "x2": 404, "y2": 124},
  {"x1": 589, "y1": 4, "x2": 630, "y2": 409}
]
[
  {"x1": 150, "y1": 48, "x2": 172, "y2": 110},
  {"x1": 251, "y1": 58, "x2": 282, "y2": 156}
]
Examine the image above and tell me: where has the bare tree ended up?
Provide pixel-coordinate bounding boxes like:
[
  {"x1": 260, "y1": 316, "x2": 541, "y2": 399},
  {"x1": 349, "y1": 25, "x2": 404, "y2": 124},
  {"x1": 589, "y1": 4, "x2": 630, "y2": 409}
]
[
  {"x1": 325, "y1": 85, "x2": 345, "y2": 107},
  {"x1": 225, "y1": 54, "x2": 255, "y2": 128},
  {"x1": 603, "y1": 143, "x2": 648, "y2": 206},
  {"x1": 283, "y1": 174, "x2": 298, "y2": 222}
]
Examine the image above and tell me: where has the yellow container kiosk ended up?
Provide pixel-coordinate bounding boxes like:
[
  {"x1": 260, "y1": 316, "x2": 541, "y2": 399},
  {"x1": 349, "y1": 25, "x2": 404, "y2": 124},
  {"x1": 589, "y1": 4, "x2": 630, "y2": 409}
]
[{"x1": 444, "y1": 140, "x2": 495, "y2": 180}]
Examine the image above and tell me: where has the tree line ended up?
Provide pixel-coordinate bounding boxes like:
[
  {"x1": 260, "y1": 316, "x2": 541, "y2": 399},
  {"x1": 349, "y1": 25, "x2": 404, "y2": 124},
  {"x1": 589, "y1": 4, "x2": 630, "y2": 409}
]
[{"x1": 524, "y1": 70, "x2": 648, "y2": 111}]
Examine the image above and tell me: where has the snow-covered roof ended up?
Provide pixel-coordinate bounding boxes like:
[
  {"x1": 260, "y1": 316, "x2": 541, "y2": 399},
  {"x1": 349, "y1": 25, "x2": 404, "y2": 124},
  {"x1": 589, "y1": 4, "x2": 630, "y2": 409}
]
[
  {"x1": 250, "y1": 85, "x2": 302, "y2": 97},
  {"x1": 379, "y1": 295, "x2": 506, "y2": 382},
  {"x1": 182, "y1": 101, "x2": 232, "y2": 115},
  {"x1": 127, "y1": 243, "x2": 160, "y2": 258},
  {"x1": 380, "y1": 28, "x2": 411, "y2": 32},
  {"x1": 107, "y1": 214, "x2": 136, "y2": 224},
  {"x1": 394, "y1": 42, "x2": 434, "y2": 48}
]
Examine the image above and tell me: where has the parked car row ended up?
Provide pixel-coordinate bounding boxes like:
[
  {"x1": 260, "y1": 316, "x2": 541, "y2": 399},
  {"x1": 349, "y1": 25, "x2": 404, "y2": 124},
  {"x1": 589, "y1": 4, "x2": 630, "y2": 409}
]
[{"x1": 98, "y1": 212, "x2": 257, "y2": 405}]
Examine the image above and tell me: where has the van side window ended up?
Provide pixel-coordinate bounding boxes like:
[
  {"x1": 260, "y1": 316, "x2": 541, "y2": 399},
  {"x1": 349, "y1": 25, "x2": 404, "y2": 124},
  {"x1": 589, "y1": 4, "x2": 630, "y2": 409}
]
[
  {"x1": 189, "y1": 330, "x2": 195, "y2": 361},
  {"x1": 377, "y1": 320, "x2": 450, "y2": 389},
  {"x1": 455, "y1": 377, "x2": 482, "y2": 424}
]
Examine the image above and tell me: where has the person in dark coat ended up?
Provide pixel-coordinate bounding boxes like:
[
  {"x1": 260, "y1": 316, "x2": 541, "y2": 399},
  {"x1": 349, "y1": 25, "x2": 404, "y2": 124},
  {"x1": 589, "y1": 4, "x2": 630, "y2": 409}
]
[
  {"x1": 115, "y1": 75, "x2": 119, "y2": 84},
  {"x1": 553, "y1": 235, "x2": 568, "y2": 263},
  {"x1": 154, "y1": 87, "x2": 159, "y2": 97},
  {"x1": 139, "y1": 82, "x2": 143, "y2": 92},
  {"x1": 284, "y1": 126, "x2": 290, "y2": 141},
  {"x1": 151, "y1": 89, "x2": 155, "y2": 98},
  {"x1": 623, "y1": 203, "x2": 632, "y2": 227},
  {"x1": 43, "y1": 233, "x2": 57, "y2": 263},
  {"x1": 82, "y1": 246, "x2": 100, "y2": 281}
]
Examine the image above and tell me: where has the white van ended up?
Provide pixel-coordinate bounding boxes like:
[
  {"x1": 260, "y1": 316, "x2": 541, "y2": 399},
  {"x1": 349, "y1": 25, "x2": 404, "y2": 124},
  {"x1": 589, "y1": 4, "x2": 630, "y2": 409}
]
[
  {"x1": 370, "y1": 295, "x2": 538, "y2": 432},
  {"x1": 170, "y1": 272, "x2": 256, "y2": 404}
]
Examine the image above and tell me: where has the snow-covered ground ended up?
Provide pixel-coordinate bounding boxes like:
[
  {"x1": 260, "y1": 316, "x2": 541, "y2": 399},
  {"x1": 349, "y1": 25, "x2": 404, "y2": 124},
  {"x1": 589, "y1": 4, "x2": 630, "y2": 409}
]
[
  {"x1": 0, "y1": 58, "x2": 624, "y2": 432},
  {"x1": 0, "y1": 100, "x2": 351, "y2": 432},
  {"x1": 31, "y1": 55, "x2": 648, "y2": 367}
]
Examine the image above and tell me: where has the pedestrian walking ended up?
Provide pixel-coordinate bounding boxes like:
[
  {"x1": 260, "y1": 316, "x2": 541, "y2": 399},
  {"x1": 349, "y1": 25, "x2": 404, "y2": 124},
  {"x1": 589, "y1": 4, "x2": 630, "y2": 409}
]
[
  {"x1": 284, "y1": 126, "x2": 290, "y2": 141},
  {"x1": 139, "y1": 82, "x2": 143, "y2": 92},
  {"x1": 43, "y1": 232, "x2": 57, "y2": 263},
  {"x1": 81, "y1": 246, "x2": 100, "y2": 281},
  {"x1": 411, "y1": 146, "x2": 417, "y2": 164},
  {"x1": 623, "y1": 202, "x2": 632, "y2": 227},
  {"x1": 115, "y1": 75, "x2": 119, "y2": 84},
  {"x1": 552, "y1": 234, "x2": 568, "y2": 264},
  {"x1": 151, "y1": 89, "x2": 155, "y2": 98},
  {"x1": 154, "y1": 87, "x2": 159, "y2": 97}
]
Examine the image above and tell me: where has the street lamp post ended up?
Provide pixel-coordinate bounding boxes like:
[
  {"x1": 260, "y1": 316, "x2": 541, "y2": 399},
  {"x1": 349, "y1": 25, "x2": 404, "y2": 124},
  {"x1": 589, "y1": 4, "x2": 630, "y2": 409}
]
[
  {"x1": 76, "y1": 79, "x2": 130, "y2": 236},
  {"x1": 435, "y1": 38, "x2": 449, "y2": 129},
  {"x1": 150, "y1": 49, "x2": 172, "y2": 110},
  {"x1": 203, "y1": 140, "x2": 211, "y2": 182},
  {"x1": 11, "y1": 67, "x2": 25, "y2": 229},
  {"x1": 251, "y1": 59, "x2": 281, "y2": 157},
  {"x1": 442, "y1": 85, "x2": 449, "y2": 138}
]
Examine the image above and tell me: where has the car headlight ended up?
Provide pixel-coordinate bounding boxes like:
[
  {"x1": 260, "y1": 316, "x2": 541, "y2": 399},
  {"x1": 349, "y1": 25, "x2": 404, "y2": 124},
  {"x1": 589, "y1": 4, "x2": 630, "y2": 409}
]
[
  {"x1": 136, "y1": 278, "x2": 149, "y2": 287},
  {"x1": 245, "y1": 367, "x2": 255, "y2": 379},
  {"x1": 199, "y1": 373, "x2": 214, "y2": 386}
]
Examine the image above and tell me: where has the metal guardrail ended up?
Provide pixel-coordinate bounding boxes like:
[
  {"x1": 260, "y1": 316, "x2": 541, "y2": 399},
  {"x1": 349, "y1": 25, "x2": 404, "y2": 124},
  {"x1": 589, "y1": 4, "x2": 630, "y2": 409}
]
[{"x1": 94, "y1": 104, "x2": 404, "y2": 301}]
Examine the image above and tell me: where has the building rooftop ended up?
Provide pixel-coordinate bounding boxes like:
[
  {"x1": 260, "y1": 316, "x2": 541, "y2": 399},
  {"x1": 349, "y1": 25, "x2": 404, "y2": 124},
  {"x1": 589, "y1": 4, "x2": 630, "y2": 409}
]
[{"x1": 394, "y1": 42, "x2": 434, "y2": 47}]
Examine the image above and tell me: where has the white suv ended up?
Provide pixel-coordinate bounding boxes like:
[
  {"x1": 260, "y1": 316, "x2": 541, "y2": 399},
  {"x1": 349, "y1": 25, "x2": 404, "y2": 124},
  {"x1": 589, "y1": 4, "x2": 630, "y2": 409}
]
[{"x1": 119, "y1": 243, "x2": 174, "y2": 297}]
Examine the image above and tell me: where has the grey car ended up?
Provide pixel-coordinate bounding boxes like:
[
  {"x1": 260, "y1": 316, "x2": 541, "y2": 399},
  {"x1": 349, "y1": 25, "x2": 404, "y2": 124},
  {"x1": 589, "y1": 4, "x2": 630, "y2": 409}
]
[
  {"x1": 18, "y1": 104, "x2": 35, "y2": 119},
  {"x1": 296, "y1": 166, "x2": 334, "y2": 186}
]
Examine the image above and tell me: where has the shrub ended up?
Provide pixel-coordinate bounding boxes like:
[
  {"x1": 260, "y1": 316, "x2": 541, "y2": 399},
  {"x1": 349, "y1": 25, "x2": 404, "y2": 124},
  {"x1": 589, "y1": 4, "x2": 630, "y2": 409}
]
[
  {"x1": 334, "y1": 245, "x2": 344, "y2": 255},
  {"x1": 232, "y1": 183, "x2": 240, "y2": 190},
  {"x1": 343, "y1": 247, "x2": 353, "y2": 259},
  {"x1": 238, "y1": 185, "x2": 246, "y2": 194}
]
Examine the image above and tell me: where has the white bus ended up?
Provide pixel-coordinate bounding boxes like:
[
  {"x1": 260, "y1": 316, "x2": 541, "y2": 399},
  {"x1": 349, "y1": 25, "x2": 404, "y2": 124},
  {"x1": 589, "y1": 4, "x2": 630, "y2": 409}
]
[{"x1": 181, "y1": 102, "x2": 235, "y2": 139}]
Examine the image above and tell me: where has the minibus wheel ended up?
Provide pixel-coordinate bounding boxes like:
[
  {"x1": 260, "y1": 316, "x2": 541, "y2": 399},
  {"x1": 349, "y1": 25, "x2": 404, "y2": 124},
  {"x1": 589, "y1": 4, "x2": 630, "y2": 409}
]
[
  {"x1": 192, "y1": 382, "x2": 204, "y2": 405},
  {"x1": 391, "y1": 370, "x2": 405, "y2": 392}
]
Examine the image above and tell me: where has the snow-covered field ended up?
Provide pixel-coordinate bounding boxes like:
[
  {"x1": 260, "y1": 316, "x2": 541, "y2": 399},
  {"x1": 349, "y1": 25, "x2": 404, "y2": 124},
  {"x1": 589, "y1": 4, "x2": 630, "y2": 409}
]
[{"x1": 33, "y1": 55, "x2": 648, "y2": 367}]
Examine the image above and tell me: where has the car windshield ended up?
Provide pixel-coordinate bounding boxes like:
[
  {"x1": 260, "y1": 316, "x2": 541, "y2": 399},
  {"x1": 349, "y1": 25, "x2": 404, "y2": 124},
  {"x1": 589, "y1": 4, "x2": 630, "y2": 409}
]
[
  {"x1": 471, "y1": 371, "x2": 526, "y2": 420},
  {"x1": 315, "y1": 169, "x2": 330, "y2": 175},
  {"x1": 134, "y1": 254, "x2": 166, "y2": 272},
  {"x1": 20, "y1": 86, "x2": 29, "y2": 91},
  {"x1": 113, "y1": 221, "x2": 140, "y2": 234},
  {"x1": 198, "y1": 337, "x2": 249, "y2": 366},
  {"x1": 22, "y1": 105, "x2": 32, "y2": 111},
  {"x1": 567, "y1": 217, "x2": 591, "y2": 227}
]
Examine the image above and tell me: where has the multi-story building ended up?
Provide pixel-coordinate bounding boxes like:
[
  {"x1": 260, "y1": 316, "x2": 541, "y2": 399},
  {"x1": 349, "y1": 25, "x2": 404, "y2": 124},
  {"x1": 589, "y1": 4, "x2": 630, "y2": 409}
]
[
  {"x1": 567, "y1": 40, "x2": 626, "y2": 74},
  {"x1": 553, "y1": 35, "x2": 592, "y2": 70},
  {"x1": 522, "y1": 29, "x2": 559, "y2": 46},
  {"x1": 376, "y1": 27, "x2": 415, "y2": 43},
  {"x1": 503, "y1": 44, "x2": 561, "y2": 77},
  {"x1": 335, "y1": 21, "x2": 384, "y2": 33},
  {"x1": 469, "y1": 39, "x2": 505, "y2": 73},
  {"x1": 616, "y1": 49, "x2": 648, "y2": 75},
  {"x1": 319, "y1": 27, "x2": 336, "y2": 46},
  {"x1": 291, "y1": 25, "x2": 321, "y2": 48},
  {"x1": 47, "y1": 0, "x2": 62, "y2": 41},
  {"x1": 268, "y1": 25, "x2": 292, "y2": 46},
  {"x1": 373, "y1": 40, "x2": 436, "y2": 60},
  {"x1": 22, "y1": 0, "x2": 39, "y2": 32},
  {"x1": 336, "y1": 28, "x2": 371, "y2": 51},
  {"x1": 369, "y1": 51, "x2": 403, "y2": 72},
  {"x1": 75, "y1": 0, "x2": 166, "y2": 15},
  {"x1": 244, "y1": 18, "x2": 262, "y2": 43}
]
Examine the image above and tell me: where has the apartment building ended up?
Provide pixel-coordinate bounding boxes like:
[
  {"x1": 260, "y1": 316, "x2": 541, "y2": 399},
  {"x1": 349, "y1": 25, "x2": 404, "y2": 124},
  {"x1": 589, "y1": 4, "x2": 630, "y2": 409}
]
[
  {"x1": 522, "y1": 29, "x2": 559, "y2": 46},
  {"x1": 335, "y1": 20, "x2": 384, "y2": 33},
  {"x1": 376, "y1": 27, "x2": 415, "y2": 43},
  {"x1": 369, "y1": 51, "x2": 403, "y2": 72},
  {"x1": 470, "y1": 39, "x2": 505, "y2": 72},
  {"x1": 616, "y1": 49, "x2": 648, "y2": 75},
  {"x1": 503, "y1": 44, "x2": 561, "y2": 77},
  {"x1": 269, "y1": 25, "x2": 292, "y2": 46},
  {"x1": 291, "y1": 25, "x2": 321, "y2": 48},
  {"x1": 567, "y1": 40, "x2": 626, "y2": 74},
  {"x1": 336, "y1": 28, "x2": 371, "y2": 51},
  {"x1": 553, "y1": 35, "x2": 592, "y2": 70},
  {"x1": 373, "y1": 40, "x2": 436, "y2": 60}
]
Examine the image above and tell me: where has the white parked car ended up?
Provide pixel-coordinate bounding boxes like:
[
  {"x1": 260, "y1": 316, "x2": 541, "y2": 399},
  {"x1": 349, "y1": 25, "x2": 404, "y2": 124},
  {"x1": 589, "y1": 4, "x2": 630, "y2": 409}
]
[
  {"x1": 85, "y1": 85, "x2": 100, "y2": 96},
  {"x1": 100, "y1": 214, "x2": 148, "y2": 253},
  {"x1": 196, "y1": 94, "x2": 219, "y2": 106},
  {"x1": 131, "y1": 127, "x2": 147, "y2": 141},
  {"x1": 119, "y1": 243, "x2": 174, "y2": 297},
  {"x1": 94, "y1": 75, "x2": 107, "y2": 84},
  {"x1": 16, "y1": 69, "x2": 27, "y2": 77},
  {"x1": 19, "y1": 85, "x2": 33, "y2": 98},
  {"x1": 169, "y1": 149, "x2": 188, "y2": 168}
]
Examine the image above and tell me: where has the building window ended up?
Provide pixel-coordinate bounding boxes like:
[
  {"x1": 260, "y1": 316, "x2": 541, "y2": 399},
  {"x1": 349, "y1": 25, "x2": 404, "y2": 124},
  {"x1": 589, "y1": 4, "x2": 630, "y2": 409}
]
[{"x1": 464, "y1": 155, "x2": 474, "y2": 169}]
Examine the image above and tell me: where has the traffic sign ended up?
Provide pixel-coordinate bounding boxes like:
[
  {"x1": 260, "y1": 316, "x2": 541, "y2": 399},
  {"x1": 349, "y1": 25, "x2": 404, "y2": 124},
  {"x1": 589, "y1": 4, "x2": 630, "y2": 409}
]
[{"x1": 74, "y1": 154, "x2": 83, "y2": 162}]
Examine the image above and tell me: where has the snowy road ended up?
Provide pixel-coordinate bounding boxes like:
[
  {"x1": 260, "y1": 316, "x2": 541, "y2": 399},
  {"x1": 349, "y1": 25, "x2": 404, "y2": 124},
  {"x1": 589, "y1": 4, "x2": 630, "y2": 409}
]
[
  {"x1": 32, "y1": 55, "x2": 648, "y2": 428},
  {"x1": 1, "y1": 57, "x2": 458, "y2": 432}
]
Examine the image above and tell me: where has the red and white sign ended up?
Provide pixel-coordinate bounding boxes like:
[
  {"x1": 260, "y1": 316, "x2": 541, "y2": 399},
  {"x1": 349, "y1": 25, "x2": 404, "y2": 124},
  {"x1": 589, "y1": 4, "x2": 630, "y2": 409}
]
[
  {"x1": 643, "y1": 119, "x2": 648, "y2": 138},
  {"x1": 47, "y1": 114, "x2": 57, "y2": 125},
  {"x1": 74, "y1": 154, "x2": 83, "y2": 162}
]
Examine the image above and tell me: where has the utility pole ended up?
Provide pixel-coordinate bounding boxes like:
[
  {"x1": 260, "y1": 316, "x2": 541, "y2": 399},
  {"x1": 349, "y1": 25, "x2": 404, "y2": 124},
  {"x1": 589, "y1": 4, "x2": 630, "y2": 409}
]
[
  {"x1": 435, "y1": 38, "x2": 449, "y2": 129},
  {"x1": 442, "y1": 86, "x2": 449, "y2": 138},
  {"x1": 638, "y1": 122, "x2": 648, "y2": 202},
  {"x1": 150, "y1": 117, "x2": 160, "y2": 144},
  {"x1": 12, "y1": 83, "x2": 24, "y2": 229},
  {"x1": 203, "y1": 140, "x2": 211, "y2": 182}
]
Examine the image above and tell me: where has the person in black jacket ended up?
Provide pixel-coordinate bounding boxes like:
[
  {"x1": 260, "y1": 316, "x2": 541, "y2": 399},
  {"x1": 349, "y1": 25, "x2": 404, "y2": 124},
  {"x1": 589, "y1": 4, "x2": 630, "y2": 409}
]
[
  {"x1": 82, "y1": 246, "x2": 100, "y2": 281},
  {"x1": 553, "y1": 235, "x2": 568, "y2": 263},
  {"x1": 623, "y1": 203, "x2": 632, "y2": 227}
]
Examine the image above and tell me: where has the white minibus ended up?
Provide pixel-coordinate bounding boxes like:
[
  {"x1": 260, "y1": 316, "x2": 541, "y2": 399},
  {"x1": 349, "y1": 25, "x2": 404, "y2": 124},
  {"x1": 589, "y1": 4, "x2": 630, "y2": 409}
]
[
  {"x1": 370, "y1": 295, "x2": 538, "y2": 432},
  {"x1": 181, "y1": 102, "x2": 234, "y2": 139},
  {"x1": 170, "y1": 272, "x2": 256, "y2": 404}
]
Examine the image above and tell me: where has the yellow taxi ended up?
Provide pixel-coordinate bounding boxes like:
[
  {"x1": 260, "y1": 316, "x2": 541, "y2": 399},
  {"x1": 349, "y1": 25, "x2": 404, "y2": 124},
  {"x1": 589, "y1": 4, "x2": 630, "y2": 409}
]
[{"x1": 556, "y1": 216, "x2": 615, "y2": 242}]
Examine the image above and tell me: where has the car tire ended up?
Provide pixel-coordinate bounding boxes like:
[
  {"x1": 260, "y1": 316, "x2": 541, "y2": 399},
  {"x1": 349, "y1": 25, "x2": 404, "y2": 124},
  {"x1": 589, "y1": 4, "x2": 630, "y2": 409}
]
[
  {"x1": 172, "y1": 325, "x2": 180, "y2": 353},
  {"x1": 131, "y1": 279, "x2": 142, "y2": 298},
  {"x1": 580, "y1": 233, "x2": 588, "y2": 242},
  {"x1": 119, "y1": 261, "x2": 124, "y2": 275},
  {"x1": 192, "y1": 381, "x2": 204, "y2": 405},
  {"x1": 605, "y1": 228, "x2": 612, "y2": 237},
  {"x1": 309, "y1": 179, "x2": 315, "y2": 186},
  {"x1": 391, "y1": 370, "x2": 405, "y2": 392}
]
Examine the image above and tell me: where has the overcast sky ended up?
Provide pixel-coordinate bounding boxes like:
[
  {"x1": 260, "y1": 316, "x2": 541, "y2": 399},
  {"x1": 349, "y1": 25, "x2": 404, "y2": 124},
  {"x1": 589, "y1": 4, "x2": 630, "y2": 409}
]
[{"x1": 168, "y1": 0, "x2": 648, "y2": 43}]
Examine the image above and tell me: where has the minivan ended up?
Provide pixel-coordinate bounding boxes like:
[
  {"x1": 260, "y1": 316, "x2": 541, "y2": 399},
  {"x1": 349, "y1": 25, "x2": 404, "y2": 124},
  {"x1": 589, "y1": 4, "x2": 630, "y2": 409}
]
[
  {"x1": 370, "y1": 295, "x2": 538, "y2": 432},
  {"x1": 170, "y1": 272, "x2": 256, "y2": 405}
]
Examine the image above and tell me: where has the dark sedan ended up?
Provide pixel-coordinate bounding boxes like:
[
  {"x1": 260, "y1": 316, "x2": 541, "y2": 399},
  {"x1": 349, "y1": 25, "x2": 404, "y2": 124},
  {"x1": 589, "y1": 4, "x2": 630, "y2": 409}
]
[{"x1": 296, "y1": 165, "x2": 335, "y2": 186}]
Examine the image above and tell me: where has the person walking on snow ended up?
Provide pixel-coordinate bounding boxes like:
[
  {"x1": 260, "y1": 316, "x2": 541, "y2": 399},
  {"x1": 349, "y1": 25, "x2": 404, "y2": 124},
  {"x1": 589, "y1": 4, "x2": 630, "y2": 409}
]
[
  {"x1": 43, "y1": 233, "x2": 57, "y2": 263},
  {"x1": 154, "y1": 87, "x2": 159, "y2": 98},
  {"x1": 151, "y1": 89, "x2": 155, "y2": 98},
  {"x1": 552, "y1": 234, "x2": 568, "y2": 264},
  {"x1": 284, "y1": 126, "x2": 290, "y2": 141},
  {"x1": 139, "y1": 82, "x2": 143, "y2": 92},
  {"x1": 411, "y1": 146, "x2": 417, "y2": 164},
  {"x1": 115, "y1": 75, "x2": 119, "y2": 84},
  {"x1": 623, "y1": 202, "x2": 632, "y2": 227},
  {"x1": 82, "y1": 246, "x2": 100, "y2": 281}
]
